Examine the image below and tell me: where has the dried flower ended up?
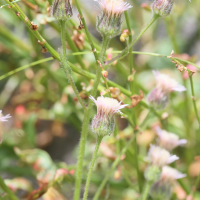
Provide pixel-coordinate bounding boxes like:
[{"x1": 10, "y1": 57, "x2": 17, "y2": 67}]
[
  {"x1": 51, "y1": 0, "x2": 73, "y2": 21},
  {"x1": 71, "y1": 30, "x2": 85, "y2": 50},
  {"x1": 147, "y1": 71, "x2": 186, "y2": 109},
  {"x1": 90, "y1": 96, "x2": 128, "y2": 137},
  {"x1": 95, "y1": 0, "x2": 132, "y2": 38},
  {"x1": 150, "y1": 166, "x2": 186, "y2": 200},
  {"x1": 151, "y1": 0, "x2": 175, "y2": 17},
  {"x1": 155, "y1": 126, "x2": 187, "y2": 151},
  {"x1": 147, "y1": 145, "x2": 179, "y2": 167}
]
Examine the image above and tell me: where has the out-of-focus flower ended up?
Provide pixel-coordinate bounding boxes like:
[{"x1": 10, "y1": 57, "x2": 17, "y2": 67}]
[
  {"x1": 0, "y1": 110, "x2": 11, "y2": 122},
  {"x1": 71, "y1": 30, "x2": 85, "y2": 50},
  {"x1": 150, "y1": 166, "x2": 186, "y2": 200},
  {"x1": 155, "y1": 126, "x2": 187, "y2": 151},
  {"x1": 147, "y1": 71, "x2": 186, "y2": 109},
  {"x1": 51, "y1": 0, "x2": 73, "y2": 21},
  {"x1": 183, "y1": 64, "x2": 197, "y2": 80},
  {"x1": 151, "y1": 0, "x2": 175, "y2": 17},
  {"x1": 147, "y1": 145, "x2": 179, "y2": 167},
  {"x1": 90, "y1": 96, "x2": 128, "y2": 137},
  {"x1": 95, "y1": 0, "x2": 132, "y2": 38},
  {"x1": 120, "y1": 29, "x2": 130, "y2": 42},
  {"x1": 153, "y1": 71, "x2": 186, "y2": 94}
]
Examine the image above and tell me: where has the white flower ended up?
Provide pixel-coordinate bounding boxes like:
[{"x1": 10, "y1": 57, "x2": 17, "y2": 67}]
[
  {"x1": 155, "y1": 126, "x2": 187, "y2": 151},
  {"x1": 95, "y1": 0, "x2": 132, "y2": 17},
  {"x1": 160, "y1": 166, "x2": 186, "y2": 183},
  {"x1": 153, "y1": 71, "x2": 186, "y2": 94},
  {"x1": 90, "y1": 96, "x2": 128, "y2": 136},
  {"x1": 147, "y1": 145, "x2": 179, "y2": 167},
  {"x1": 0, "y1": 110, "x2": 11, "y2": 122}
]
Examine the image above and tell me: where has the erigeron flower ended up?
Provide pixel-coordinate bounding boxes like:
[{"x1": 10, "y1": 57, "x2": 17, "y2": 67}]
[
  {"x1": 147, "y1": 145, "x2": 179, "y2": 167},
  {"x1": 155, "y1": 126, "x2": 187, "y2": 151},
  {"x1": 147, "y1": 71, "x2": 186, "y2": 109},
  {"x1": 0, "y1": 110, "x2": 11, "y2": 122},
  {"x1": 90, "y1": 96, "x2": 128, "y2": 137},
  {"x1": 51, "y1": 0, "x2": 73, "y2": 21},
  {"x1": 150, "y1": 166, "x2": 186, "y2": 200},
  {"x1": 95, "y1": 0, "x2": 132, "y2": 38}
]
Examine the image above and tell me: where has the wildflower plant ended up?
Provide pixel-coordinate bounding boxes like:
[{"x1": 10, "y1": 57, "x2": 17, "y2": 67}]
[{"x1": 1, "y1": 0, "x2": 200, "y2": 200}]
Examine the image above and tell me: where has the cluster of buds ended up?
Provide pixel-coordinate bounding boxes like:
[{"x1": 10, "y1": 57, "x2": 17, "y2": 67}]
[
  {"x1": 95, "y1": 0, "x2": 132, "y2": 38},
  {"x1": 51, "y1": 0, "x2": 73, "y2": 21},
  {"x1": 147, "y1": 71, "x2": 186, "y2": 109},
  {"x1": 144, "y1": 126, "x2": 186, "y2": 199},
  {"x1": 90, "y1": 96, "x2": 128, "y2": 137}
]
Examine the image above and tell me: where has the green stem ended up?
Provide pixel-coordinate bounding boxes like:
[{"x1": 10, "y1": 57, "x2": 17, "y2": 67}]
[
  {"x1": 4, "y1": 0, "x2": 60, "y2": 60},
  {"x1": 0, "y1": 176, "x2": 19, "y2": 200},
  {"x1": 59, "y1": 20, "x2": 86, "y2": 110},
  {"x1": 189, "y1": 74, "x2": 200, "y2": 131},
  {"x1": 73, "y1": 36, "x2": 110, "y2": 200},
  {"x1": 140, "y1": 181, "x2": 152, "y2": 200},
  {"x1": 93, "y1": 135, "x2": 136, "y2": 200},
  {"x1": 105, "y1": 14, "x2": 159, "y2": 65},
  {"x1": 83, "y1": 136, "x2": 103, "y2": 200}
]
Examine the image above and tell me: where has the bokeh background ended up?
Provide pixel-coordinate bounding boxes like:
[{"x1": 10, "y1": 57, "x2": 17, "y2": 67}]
[{"x1": 0, "y1": 0, "x2": 200, "y2": 199}]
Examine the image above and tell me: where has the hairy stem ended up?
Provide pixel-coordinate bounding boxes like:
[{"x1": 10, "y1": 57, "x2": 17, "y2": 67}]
[
  {"x1": 73, "y1": 36, "x2": 110, "y2": 200},
  {"x1": 0, "y1": 176, "x2": 19, "y2": 200},
  {"x1": 59, "y1": 20, "x2": 86, "y2": 110},
  {"x1": 83, "y1": 136, "x2": 103, "y2": 200},
  {"x1": 140, "y1": 181, "x2": 152, "y2": 200}
]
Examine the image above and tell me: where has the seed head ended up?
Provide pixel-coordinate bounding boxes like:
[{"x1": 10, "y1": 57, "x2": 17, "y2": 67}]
[
  {"x1": 95, "y1": 0, "x2": 132, "y2": 38},
  {"x1": 51, "y1": 0, "x2": 73, "y2": 21},
  {"x1": 90, "y1": 96, "x2": 127, "y2": 137},
  {"x1": 155, "y1": 126, "x2": 187, "y2": 151}
]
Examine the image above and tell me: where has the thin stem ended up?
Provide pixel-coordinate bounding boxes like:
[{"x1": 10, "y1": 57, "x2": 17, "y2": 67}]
[
  {"x1": 105, "y1": 15, "x2": 159, "y2": 65},
  {"x1": 190, "y1": 171, "x2": 200, "y2": 197},
  {"x1": 0, "y1": 176, "x2": 19, "y2": 200},
  {"x1": 59, "y1": 20, "x2": 86, "y2": 110},
  {"x1": 83, "y1": 136, "x2": 103, "y2": 200},
  {"x1": 189, "y1": 74, "x2": 200, "y2": 131},
  {"x1": 140, "y1": 181, "x2": 152, "y2": 200},
  {"x1": 73, "y1": 36, "x2": 110, "y2": 200}
]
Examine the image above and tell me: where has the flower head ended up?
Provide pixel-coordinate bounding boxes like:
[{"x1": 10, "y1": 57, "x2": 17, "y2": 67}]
[
  {"x1": 155, "y1": 126, "x2": 187, "y2": 151},
  {"x1": 95, "y1": 0, "x2": 132, "y2": 38},
  {"x1": 90, "y1": 96, "x2": 127, "y2": 137},
  {"x1": 151, "y1": 0, "x2": 175, "y2": 17},
  {"x1": 51, "y1": 0, "x2": 73, "y2": 21},
  {"x1": 150, "y1": 166, "x2": 186, "y2": 200},
  {"x1": 147, "y1": 145, "x2": 179, "y2": 167}
]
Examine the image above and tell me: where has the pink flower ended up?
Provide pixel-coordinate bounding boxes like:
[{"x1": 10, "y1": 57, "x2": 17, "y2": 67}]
[
  {"x1": 183, "y1": 64, "x2": 197, "y2": 80},
  {"x1": 153, "y1": 71, "x2": 186, "y2": 94},
  {"x1": 155, "y1": 126, "x2": 187, "y2": 151},
  {"x1": 90, "y1": 96, "x2": 128, "y2": 136},
  {"x1": 147, "y1": 145, "x2": 179, "y2": 167},
  {"x1": 95, "y1": 0, "x2": 132, "y2": 17}
]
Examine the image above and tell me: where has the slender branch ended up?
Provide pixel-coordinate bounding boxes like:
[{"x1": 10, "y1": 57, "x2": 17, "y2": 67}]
[
  {"x1": 0, "y1": 176, "x2": 19, "y2": 200},
  {"x1": 83, "y1": 136, "x2": 103, "y2": 200},
  {"x1": 104, "y1": 14, "x2": 159, "y2": 65}
]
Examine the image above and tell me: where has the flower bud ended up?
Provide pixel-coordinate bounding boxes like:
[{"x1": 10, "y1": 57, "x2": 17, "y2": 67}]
[
  {"x1": 51, "y1": 0, "x2": 73, "y2": 21},
  {"x1": 90, "y1": 96, "x2": 128, "y2": 137},
  {"x1": 151, "y1": 0, "x2": 175, "y2": 17},
  {"x1": 95, "y1": 0, "x2": 132, "y2": 38}
]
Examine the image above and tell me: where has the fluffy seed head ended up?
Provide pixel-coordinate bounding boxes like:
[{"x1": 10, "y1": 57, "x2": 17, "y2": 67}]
[
  {"x1": 51, "y1": 0, "x2": 73, "y2": 21},
  {"x1": 90, "y1": 96, "x2": 127, "y2": 136},
  {"x1": 95, "y1": 0, "x2": 132, "y2": 38},
  {"x1": 155, "y1": 126, "x2": 187, "y2": 151},
  {"x1": 147, "y1": 145, "x2": 179, "y2": 167}
]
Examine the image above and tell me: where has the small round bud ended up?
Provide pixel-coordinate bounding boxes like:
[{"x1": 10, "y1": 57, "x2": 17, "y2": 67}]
[
  {"x1": 151, "y1": 0, "x2": 175, "y2": 17},
  {"x1": 102, "y1": 70, "x2": 108, "y2": 78},
  {"x1": 95, "y1": 0, "x2": 132, "y2": 38},
  {"x1": 120, "y1": 29, "x2": 130, "y2": 42},
  {"x1": 144, "y1": 165, "x2": 161, "y2": 182},
  {"x1": 51, "y1": 0, "x2": 73, "y2": 21}
]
